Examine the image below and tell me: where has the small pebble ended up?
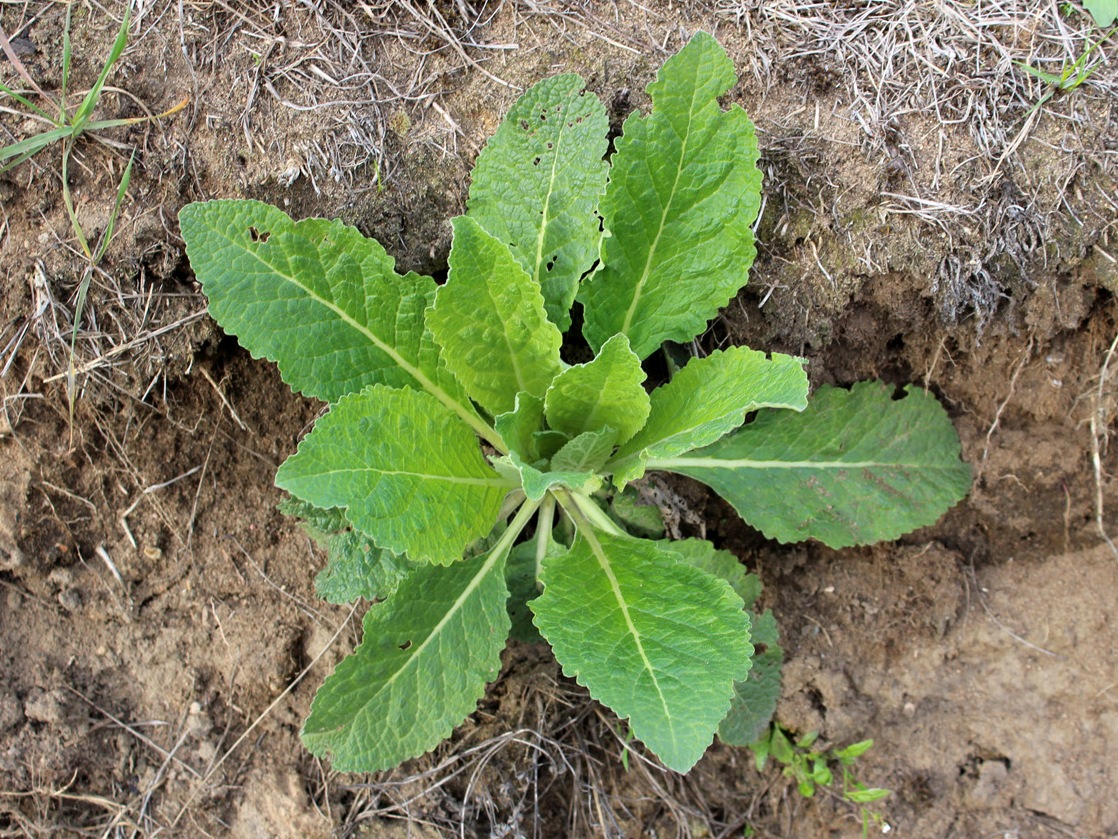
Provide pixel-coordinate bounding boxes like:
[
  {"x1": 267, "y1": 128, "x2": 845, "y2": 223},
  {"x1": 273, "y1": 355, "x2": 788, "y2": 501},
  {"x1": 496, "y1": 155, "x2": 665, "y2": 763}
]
[
  {"x1": 903, "y1": 701, "x2": 917, "y2": 718},
  {"x1": 58, "y1": 588, "x2": 82, "y2": 612}
]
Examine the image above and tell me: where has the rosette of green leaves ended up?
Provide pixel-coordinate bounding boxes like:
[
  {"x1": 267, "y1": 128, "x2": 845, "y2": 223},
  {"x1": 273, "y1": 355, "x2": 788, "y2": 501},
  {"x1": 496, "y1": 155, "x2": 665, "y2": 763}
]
[{"x1": 179, "y1": 33, "x2": 970, "y2": 775}]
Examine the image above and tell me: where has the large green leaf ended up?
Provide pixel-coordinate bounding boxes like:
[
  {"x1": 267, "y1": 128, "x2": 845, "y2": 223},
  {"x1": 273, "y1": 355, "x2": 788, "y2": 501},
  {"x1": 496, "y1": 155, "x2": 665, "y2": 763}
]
[
  {"x1": 609, "y1": 348, "x2": 808, "y2": 485},
  {"x1": 579, "y1": 33, "x2": 762, "y2": 359},
  {"x1": 429, "y1": 217, "x2": 564, "y2": 417},
  {"x1": 467, "y1": 74, "x2": 609, "y2": 330},
  {"x1": 655, "y1": 383, "x2": 972, "y2": 548},
  {"x1": 302, "y1": 542, "x2": 512, "y2": 771},
  {"x1": 279, "y1": 498, "x2": 414, "y2": 603},
  {"x1": 532, "y1": 527, "x2": 752, "y2": 772},
  {"x1": 276, "y1": 385, "x2": 512, "y2": 565},
  {"x1": 178, "y1": 201, "x2": 471, "y2": 416},
  {"x1": 544, "y1": 334, "x2": 650, "y2": 445}
]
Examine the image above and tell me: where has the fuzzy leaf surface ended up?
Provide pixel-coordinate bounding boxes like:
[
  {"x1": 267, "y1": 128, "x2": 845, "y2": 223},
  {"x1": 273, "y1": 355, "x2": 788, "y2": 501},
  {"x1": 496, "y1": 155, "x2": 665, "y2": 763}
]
[
  {"x1": 429, "y1": 217, "x2": 563, "y2": 417},
  {"x1": 179, "y1": 201, "x2": 468, "y2": 410},
  {"x1": 610, "y1": 348, "x2": 808, "y2": 485},
  {"x1": 279, "y1": 499, "x2": 413, "y2": 603},
  {"x1": 467, "y1": 74, "x2": 609, "y2": 330},
  {"x1": 302, "y1": 547, "x2": 511, "y2": 771},
  {"x1": 532, "y1": 529, "x2": 752, "y2": 772},
  {"x1": 656, "y1": 383, "x2": 972, "y2": 548},
  {"x1": 545, "y1": 335, "x2": 649, "y2": 444},
  {"x1": 276, "y1": 385, "x2": 511, "y2": 565},
  {"x1": 579, "y1": 33, "x2": 762, "y2": 358}
]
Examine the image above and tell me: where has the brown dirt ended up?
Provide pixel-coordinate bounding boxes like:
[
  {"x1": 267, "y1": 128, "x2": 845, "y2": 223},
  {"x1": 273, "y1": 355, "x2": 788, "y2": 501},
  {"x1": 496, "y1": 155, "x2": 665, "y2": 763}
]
[{"x1": 2, "y1": 2, "x2": 1117, "y2": 837}]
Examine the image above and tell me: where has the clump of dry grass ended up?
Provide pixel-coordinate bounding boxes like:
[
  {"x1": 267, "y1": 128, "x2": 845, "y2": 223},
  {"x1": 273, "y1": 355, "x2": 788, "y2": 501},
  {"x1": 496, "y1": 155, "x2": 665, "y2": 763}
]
[{"x1": 717, "y1": 0, "x2": 1117, "y2": 325}]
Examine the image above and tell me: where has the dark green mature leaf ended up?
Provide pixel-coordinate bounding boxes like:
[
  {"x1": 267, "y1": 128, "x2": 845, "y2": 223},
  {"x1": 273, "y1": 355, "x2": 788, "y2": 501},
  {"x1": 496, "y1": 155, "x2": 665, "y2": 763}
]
[
  {"x1": 609, "y1": 348, "x2": 808, "y2": 485},
  {"x1": 656, "y1": 383, "x2": 972, "y2": 548},
  {"x1": 660, "y1": 538, "x2": 759, "y2": 605},
  {"x1": 302, "y1": 544, "x2": 511, "y2": 771},
  {"x1": 545, "y1": 334, "x2": 649, "y2": 445},
  {"x1": 467, "y1": 74, "x2": 609, "y2": 330},
  {"x1": 579, "y1": 33, "x2": 762, "y2": 359},
  {"x1": 279, "y1": 498, "x2": 413, "y2": 603},
  {"x1": 276, "y1": 385, "x2": 512, "y2": 565},
  {"x1": 718, "y1": 609, "x2": 783, "y2": 747},
  {"x1": 178, "y1": 201, "x2": 470, "y2": 414},
  {"x1": 532, "y1": 528, "x2": 752, "y2": 772},
  {"x1": 429, "y1": 217, "x2": 564, "y2": 418},
  {"x1": 661, "y1": 538, "x2": 782, "y2": 747}
]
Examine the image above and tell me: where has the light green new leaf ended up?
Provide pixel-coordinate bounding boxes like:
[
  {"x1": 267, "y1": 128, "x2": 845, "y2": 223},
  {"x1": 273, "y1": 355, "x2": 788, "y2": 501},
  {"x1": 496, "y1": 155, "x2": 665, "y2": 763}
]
[
  {"x1": 551, "y1": 427, "x2": 619, "y2": 473},
  {"x1": 279, "y1": 498, "x2": 414, "y2": 603},
  {"x1": 467, "y1": 74, "x2": 609, "y2": 330},
  {"x1": 719, "y1": 610, "x2": 783, "y2": 747},
  {"x1": 498, "y1": 450, "x2": 601, "y2": 502},
  {"x1": 302, "y1": 544, "x2": 511, "y2": 771},
  {"x1": 276, "y1": 385, "x2": 512, "y2": 565},
  {"x1": 579, "y1": 32, "x2": 762, "y2": 359},
  {"x1": 429, "y1": 217, "x2": 564, "y2": 417},
  {"x1": 178, "y1": 201, "x2": 469, "y2": 413},
  {"x1": 532, "y1": 528, "x2": 753, "y2": 772},
  {"x1": 609, "y1": 348, "x2": 808, "y2": 485},
  {"x1": 494, "y1": 393, "x2": 548, "y2": 465},
  {"x1": 655, "y1": 383, "x2": 972, "y2": 548},
  {"x1": 545, "y1": 334, "x2": 650, "y2": 444}
]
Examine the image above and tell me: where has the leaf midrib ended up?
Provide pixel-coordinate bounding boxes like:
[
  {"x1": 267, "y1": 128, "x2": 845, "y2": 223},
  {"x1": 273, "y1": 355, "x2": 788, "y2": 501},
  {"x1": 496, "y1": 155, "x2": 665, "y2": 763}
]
[
  {"x1": 202, "y1": 215, "x2": 502, "y2": 449},
  {"x1": 619, "y1": 66, "x2": 703, "y2": 340},
  {"x1": 579, "y1": 526, "x2": 678, "y2": 757}
]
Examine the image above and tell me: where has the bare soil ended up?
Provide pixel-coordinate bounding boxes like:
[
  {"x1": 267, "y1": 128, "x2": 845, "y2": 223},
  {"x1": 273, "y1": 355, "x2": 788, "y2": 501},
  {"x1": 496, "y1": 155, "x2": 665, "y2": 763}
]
[{"x1": 2, "y1": 2, "x2": 1117, "y2": 837}]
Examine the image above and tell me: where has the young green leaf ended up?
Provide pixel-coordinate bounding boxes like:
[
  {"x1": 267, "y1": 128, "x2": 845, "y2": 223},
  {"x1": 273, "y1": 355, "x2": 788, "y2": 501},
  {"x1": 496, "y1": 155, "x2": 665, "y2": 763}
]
[
  {"x1": 544, "y1": 334, "x2": 650, "y2": 444},
  {"x1": 550, "y1": 427, "x2": 619, "y2": 474},
  {"x1": 532, "y1": 525, "x2": 753, "y2": 772},
  {"x1": 467, "y1": 74, "x2": 609, "y2": 330},
  {"x1": 653, "y1": 383, "x2": 972, "y2": 548},
  {"x1": 609, "y1": 348, "x2": 808, "y2": 485},
  {"x1": 178, "y1": 201, "x2": 472, "y2": 416},
  {"x1": 276, "y1": 385, "x2": 512, "y2": 565},
  {"x1": 279, "y1": 499, "x2": 414, "y2": 603},
  {"x1": 429, "y1": 217, "x2": 564, "y2": 417},
  {"x1": 494, "y1": 393, "x2": 549, "y2": 465},
  {"x1": 580, "y1": 33, "x2": 762, "y2": 359},
  {"x1": 302, "y1": 540, "x2": 513, "y2": 771},
  {"x1": 498, "y1": 449, "x2": 601, "y2": 502}
]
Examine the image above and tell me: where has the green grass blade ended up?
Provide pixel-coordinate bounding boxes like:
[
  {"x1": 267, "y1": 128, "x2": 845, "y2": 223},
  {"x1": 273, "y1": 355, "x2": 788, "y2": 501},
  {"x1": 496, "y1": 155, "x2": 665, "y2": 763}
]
[
  {"x1": 93, "y1": 152, "x2": 134, "y2": 265},
  {"x1": 0, "y1": 79, "x2": 57, "y2": 122},
  {"x1": 73, "y1": 5, "x2": 131, "y2": 129},
  {"x1": 61, "y1": 144, "x2": 92, "y2": 259},
  {"x1": 61, "y1": 2, "x2": 72, "y2": 121},
  {"x1": 0, "y1": 125, "x2": 73, "y2": 166}
]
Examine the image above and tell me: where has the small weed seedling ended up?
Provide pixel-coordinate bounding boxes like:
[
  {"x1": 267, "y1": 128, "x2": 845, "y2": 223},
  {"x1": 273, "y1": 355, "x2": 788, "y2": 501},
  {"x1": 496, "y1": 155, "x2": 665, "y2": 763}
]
[
  {"x1": 751, "y1": 725, "x2": 891, "y2": 834},
  {"x1": 180, "y1": 34, "x2": 971, "y2": 773}
]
